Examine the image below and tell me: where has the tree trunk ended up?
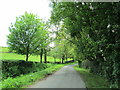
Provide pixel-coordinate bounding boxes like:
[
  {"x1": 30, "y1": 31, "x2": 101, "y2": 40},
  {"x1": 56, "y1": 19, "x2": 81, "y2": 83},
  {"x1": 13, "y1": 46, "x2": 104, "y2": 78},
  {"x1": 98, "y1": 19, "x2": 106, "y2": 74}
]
[
  {"x1": 40, "y1": 49, "x2": 43, "y2": 63},
  {"x1": 26, "y1": 46, "x2": 29, "y2": 61},
  {"x1": 26, "y1": 53, "x2": 29, "y2": 61},
  {"x1": 44, "y1": 48, "x2": 47, "y2": 63},
  {"x1": 66, "y1": 54, "x2": 68, "y2": 61},
  {"x1": 61, "y1": 54, "x2": 65, "y2": 64},
  {"x1": 78, "y1": 60, "x2": 81, "y2": 68}
]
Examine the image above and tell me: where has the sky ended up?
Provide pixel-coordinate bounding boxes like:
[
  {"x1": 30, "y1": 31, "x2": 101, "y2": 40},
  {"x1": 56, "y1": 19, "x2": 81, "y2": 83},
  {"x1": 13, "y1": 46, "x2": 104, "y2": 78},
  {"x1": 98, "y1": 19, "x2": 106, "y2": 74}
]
[{"x1": 0, "y1": 0, "x2": 52, "y2": 47}]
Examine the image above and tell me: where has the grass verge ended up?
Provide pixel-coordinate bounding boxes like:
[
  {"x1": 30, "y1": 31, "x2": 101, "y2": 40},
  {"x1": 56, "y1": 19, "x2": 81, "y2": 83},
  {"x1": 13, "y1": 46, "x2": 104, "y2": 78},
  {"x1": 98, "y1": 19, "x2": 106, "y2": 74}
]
[
  {"x1": 74, "y1": 65, "x2": 110, "y2": 88},
  {"x1": 2, "y1": 64, "x2": 64, "y2": 89}
]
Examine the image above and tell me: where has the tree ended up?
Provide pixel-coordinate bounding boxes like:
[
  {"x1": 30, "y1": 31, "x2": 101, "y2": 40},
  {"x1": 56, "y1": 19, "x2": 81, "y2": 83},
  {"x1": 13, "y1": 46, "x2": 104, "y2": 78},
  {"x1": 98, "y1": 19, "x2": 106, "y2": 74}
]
[
  {"x1": 42, "y1": 22, "x2": 51, "y2": 63},
  {"x1": 7, "y1": 12, "x2": 46, "y2": 61},
  {"x1": 50, "y1": 2, "x2": 120, "y2": 88},
  {"x1": 49, "y1": 23, "x2": 75, "y2": 63},
  {"x1": 34, "y1": 24, "x2": 49, "y2": 63},
  {"x1": 36, "y1": 21, "x2": 51, "y2": 63}
]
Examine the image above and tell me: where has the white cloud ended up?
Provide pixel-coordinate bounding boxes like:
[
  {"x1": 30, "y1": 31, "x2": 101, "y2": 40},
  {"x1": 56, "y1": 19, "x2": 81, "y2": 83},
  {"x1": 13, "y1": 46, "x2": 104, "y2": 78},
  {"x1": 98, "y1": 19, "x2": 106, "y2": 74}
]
[{"x1": 0, "y1": 0, "x2": 52, "y2": 47}]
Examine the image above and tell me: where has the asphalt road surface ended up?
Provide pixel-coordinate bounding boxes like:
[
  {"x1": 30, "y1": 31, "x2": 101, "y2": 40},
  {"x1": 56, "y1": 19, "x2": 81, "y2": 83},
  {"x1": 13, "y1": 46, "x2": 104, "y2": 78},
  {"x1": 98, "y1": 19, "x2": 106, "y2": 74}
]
[{"x1": 28, "y1": 64, "x2": 86, "y2": 88}]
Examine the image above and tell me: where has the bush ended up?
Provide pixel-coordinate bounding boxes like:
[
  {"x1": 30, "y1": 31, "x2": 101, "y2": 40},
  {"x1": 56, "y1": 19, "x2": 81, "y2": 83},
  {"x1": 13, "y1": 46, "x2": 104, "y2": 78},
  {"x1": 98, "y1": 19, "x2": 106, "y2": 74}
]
[
  {"x1": 2, "y1": 60, "x2": 52, "y2": 80},
  {"x1": 2, "y1": 64, "x2": 64, "y2": 88}
]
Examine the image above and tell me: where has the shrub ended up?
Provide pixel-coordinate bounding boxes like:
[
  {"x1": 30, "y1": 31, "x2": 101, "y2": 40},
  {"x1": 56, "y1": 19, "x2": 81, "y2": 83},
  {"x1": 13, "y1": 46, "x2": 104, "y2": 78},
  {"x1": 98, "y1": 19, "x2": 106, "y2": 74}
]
[
  {"x1": 2, "y1": 64, "x2": 64, "y2": 88},
  {"x1": 2, "y1": 60, "x2": 52, "y2": 80}
]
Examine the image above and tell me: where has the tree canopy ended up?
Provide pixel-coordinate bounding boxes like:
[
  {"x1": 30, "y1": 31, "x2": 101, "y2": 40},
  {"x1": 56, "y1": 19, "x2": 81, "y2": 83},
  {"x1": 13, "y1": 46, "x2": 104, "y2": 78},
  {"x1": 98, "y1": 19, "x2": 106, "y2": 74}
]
[
  {"x1": 7, "y1": 12, "x2": 48, "y2": 61},
  {"x1": 50, "y1": 2, "x2": 120, "y2": 88}
]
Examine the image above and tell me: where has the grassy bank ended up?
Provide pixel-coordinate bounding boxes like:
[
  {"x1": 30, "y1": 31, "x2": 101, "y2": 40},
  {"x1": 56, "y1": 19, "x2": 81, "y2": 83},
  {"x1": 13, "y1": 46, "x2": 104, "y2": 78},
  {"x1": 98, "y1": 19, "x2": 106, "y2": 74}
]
[
  {"x1": 74, "y1": 65, "x2": 110, "y2": 88},
  {"x1": 2, "y1": 64, "x2": 64, "y2": 88}
]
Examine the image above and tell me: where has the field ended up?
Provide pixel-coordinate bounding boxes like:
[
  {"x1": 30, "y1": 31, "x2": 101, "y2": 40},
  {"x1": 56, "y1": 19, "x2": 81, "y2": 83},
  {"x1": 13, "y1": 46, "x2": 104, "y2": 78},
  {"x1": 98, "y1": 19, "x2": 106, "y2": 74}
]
[{"x1": 0, "y1": 47, "x2": 69, "y2": 62}]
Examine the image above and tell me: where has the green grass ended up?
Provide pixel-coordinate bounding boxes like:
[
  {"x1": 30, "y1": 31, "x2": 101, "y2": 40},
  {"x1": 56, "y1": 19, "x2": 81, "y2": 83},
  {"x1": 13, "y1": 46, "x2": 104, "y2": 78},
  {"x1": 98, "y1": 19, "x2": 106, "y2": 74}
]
[
  {"x1": 0, "y1": 47, "x2": 72, "y2": 62},
  {"x1": 2, "y1": 64, "x2": 65, "y2": 88},
  {"x1": 0, "y1": 47, "x2": 56, "y2": 62},
  {"x1": 74, "y1": 65, "x2": 110, "y2": 88},
  {"x1": 1, "y1": 47, "x2": 76, "y2": 89},
  {"x1": 1, "y1": 52, "x2": 71, "y2": 62},
  {"x1": 1, "y1": 52, "x2": 54, "y2": 62},
  {"x1": 0, "y1": 47, "x2": 9, "y2": 53}
]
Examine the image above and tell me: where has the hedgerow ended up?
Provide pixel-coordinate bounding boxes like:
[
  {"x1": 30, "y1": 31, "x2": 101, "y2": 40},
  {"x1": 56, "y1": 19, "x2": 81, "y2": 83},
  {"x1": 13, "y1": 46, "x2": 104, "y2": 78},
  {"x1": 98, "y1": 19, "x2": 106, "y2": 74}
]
[
  {"x1": 2, "y1": 64, "x2": 64, "y2": 88},
  {"x1": 2, "y1": 60, "x2": 52, "y2": 80}
]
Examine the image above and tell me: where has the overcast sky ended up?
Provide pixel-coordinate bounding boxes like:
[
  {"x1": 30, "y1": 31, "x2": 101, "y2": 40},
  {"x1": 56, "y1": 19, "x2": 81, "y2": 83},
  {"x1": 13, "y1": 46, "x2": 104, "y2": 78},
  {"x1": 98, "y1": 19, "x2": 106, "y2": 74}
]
[{"x1": 0, "y1": 0, "x2": 52, "y2": 47}]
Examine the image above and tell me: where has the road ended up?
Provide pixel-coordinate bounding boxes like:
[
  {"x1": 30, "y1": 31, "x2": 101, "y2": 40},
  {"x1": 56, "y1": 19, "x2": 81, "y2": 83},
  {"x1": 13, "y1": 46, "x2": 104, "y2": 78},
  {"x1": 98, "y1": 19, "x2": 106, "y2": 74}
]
[{"x1": 28, "y1": 64, "x2": 86, "y2": 88}]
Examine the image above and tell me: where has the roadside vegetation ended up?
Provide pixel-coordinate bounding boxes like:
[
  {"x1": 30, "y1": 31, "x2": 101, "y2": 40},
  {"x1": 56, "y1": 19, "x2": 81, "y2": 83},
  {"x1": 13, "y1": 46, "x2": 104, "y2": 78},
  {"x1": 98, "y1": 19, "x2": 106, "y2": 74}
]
[
  {"x1": 74, "y1": 65, "x2": 110, "y2": 88},
  {"x1": 1, "y1": 2, "x2": 120, "y2": 89},
  {"x1": 1, "y1": 46, "x2": 75, "y2": 89},
  {"x1": 2, "y1": 64, "x2": 64, "y2": 88},
  {"x1": 50, "y1": 2, "x2": 120, "y2": 88},
  {"x1": 2, "y1": 60, "x2": 52, "y2": 80}
]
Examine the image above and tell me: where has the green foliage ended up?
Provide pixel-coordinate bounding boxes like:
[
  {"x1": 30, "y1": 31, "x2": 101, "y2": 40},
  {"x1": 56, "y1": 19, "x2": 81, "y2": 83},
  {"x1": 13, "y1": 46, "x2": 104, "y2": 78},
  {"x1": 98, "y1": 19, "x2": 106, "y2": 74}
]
[
  {"x1": 2, "y1": 64, "x2": 64, "y2": 88},
  {"x1": 74, "y1": 65, "x2": 110, "y2": 88},
  {"x1": 50, "y1": 2, "x2": 120, "y2": 88},
  {"x1": 49, "y1": 23, "x2": 76, "y2": 63},
  {"x1": 2, "y1": 60, "x2": 52, "y2": 80},
  {"x1": 7, "y1": 12, "x2": 47, "y2": 61}
]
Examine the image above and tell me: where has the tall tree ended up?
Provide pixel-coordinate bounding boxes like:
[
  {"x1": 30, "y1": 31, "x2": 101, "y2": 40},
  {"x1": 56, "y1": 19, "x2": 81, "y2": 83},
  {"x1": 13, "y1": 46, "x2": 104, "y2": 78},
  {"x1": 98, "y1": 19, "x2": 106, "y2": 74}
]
[
  {"x1": 7, "y1": 12, "x2": 46, "y2": 61},
  {"x1": 50, "y1": 2, "x2": 120, "y2": 88}
]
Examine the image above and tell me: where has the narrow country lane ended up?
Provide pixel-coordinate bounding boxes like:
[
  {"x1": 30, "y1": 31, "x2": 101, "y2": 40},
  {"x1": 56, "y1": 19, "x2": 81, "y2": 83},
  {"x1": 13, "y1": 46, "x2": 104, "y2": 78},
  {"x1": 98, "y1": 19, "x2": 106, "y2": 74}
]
[{"x1": 28, "y1": 64, "x2": 86, "y2": 88}]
